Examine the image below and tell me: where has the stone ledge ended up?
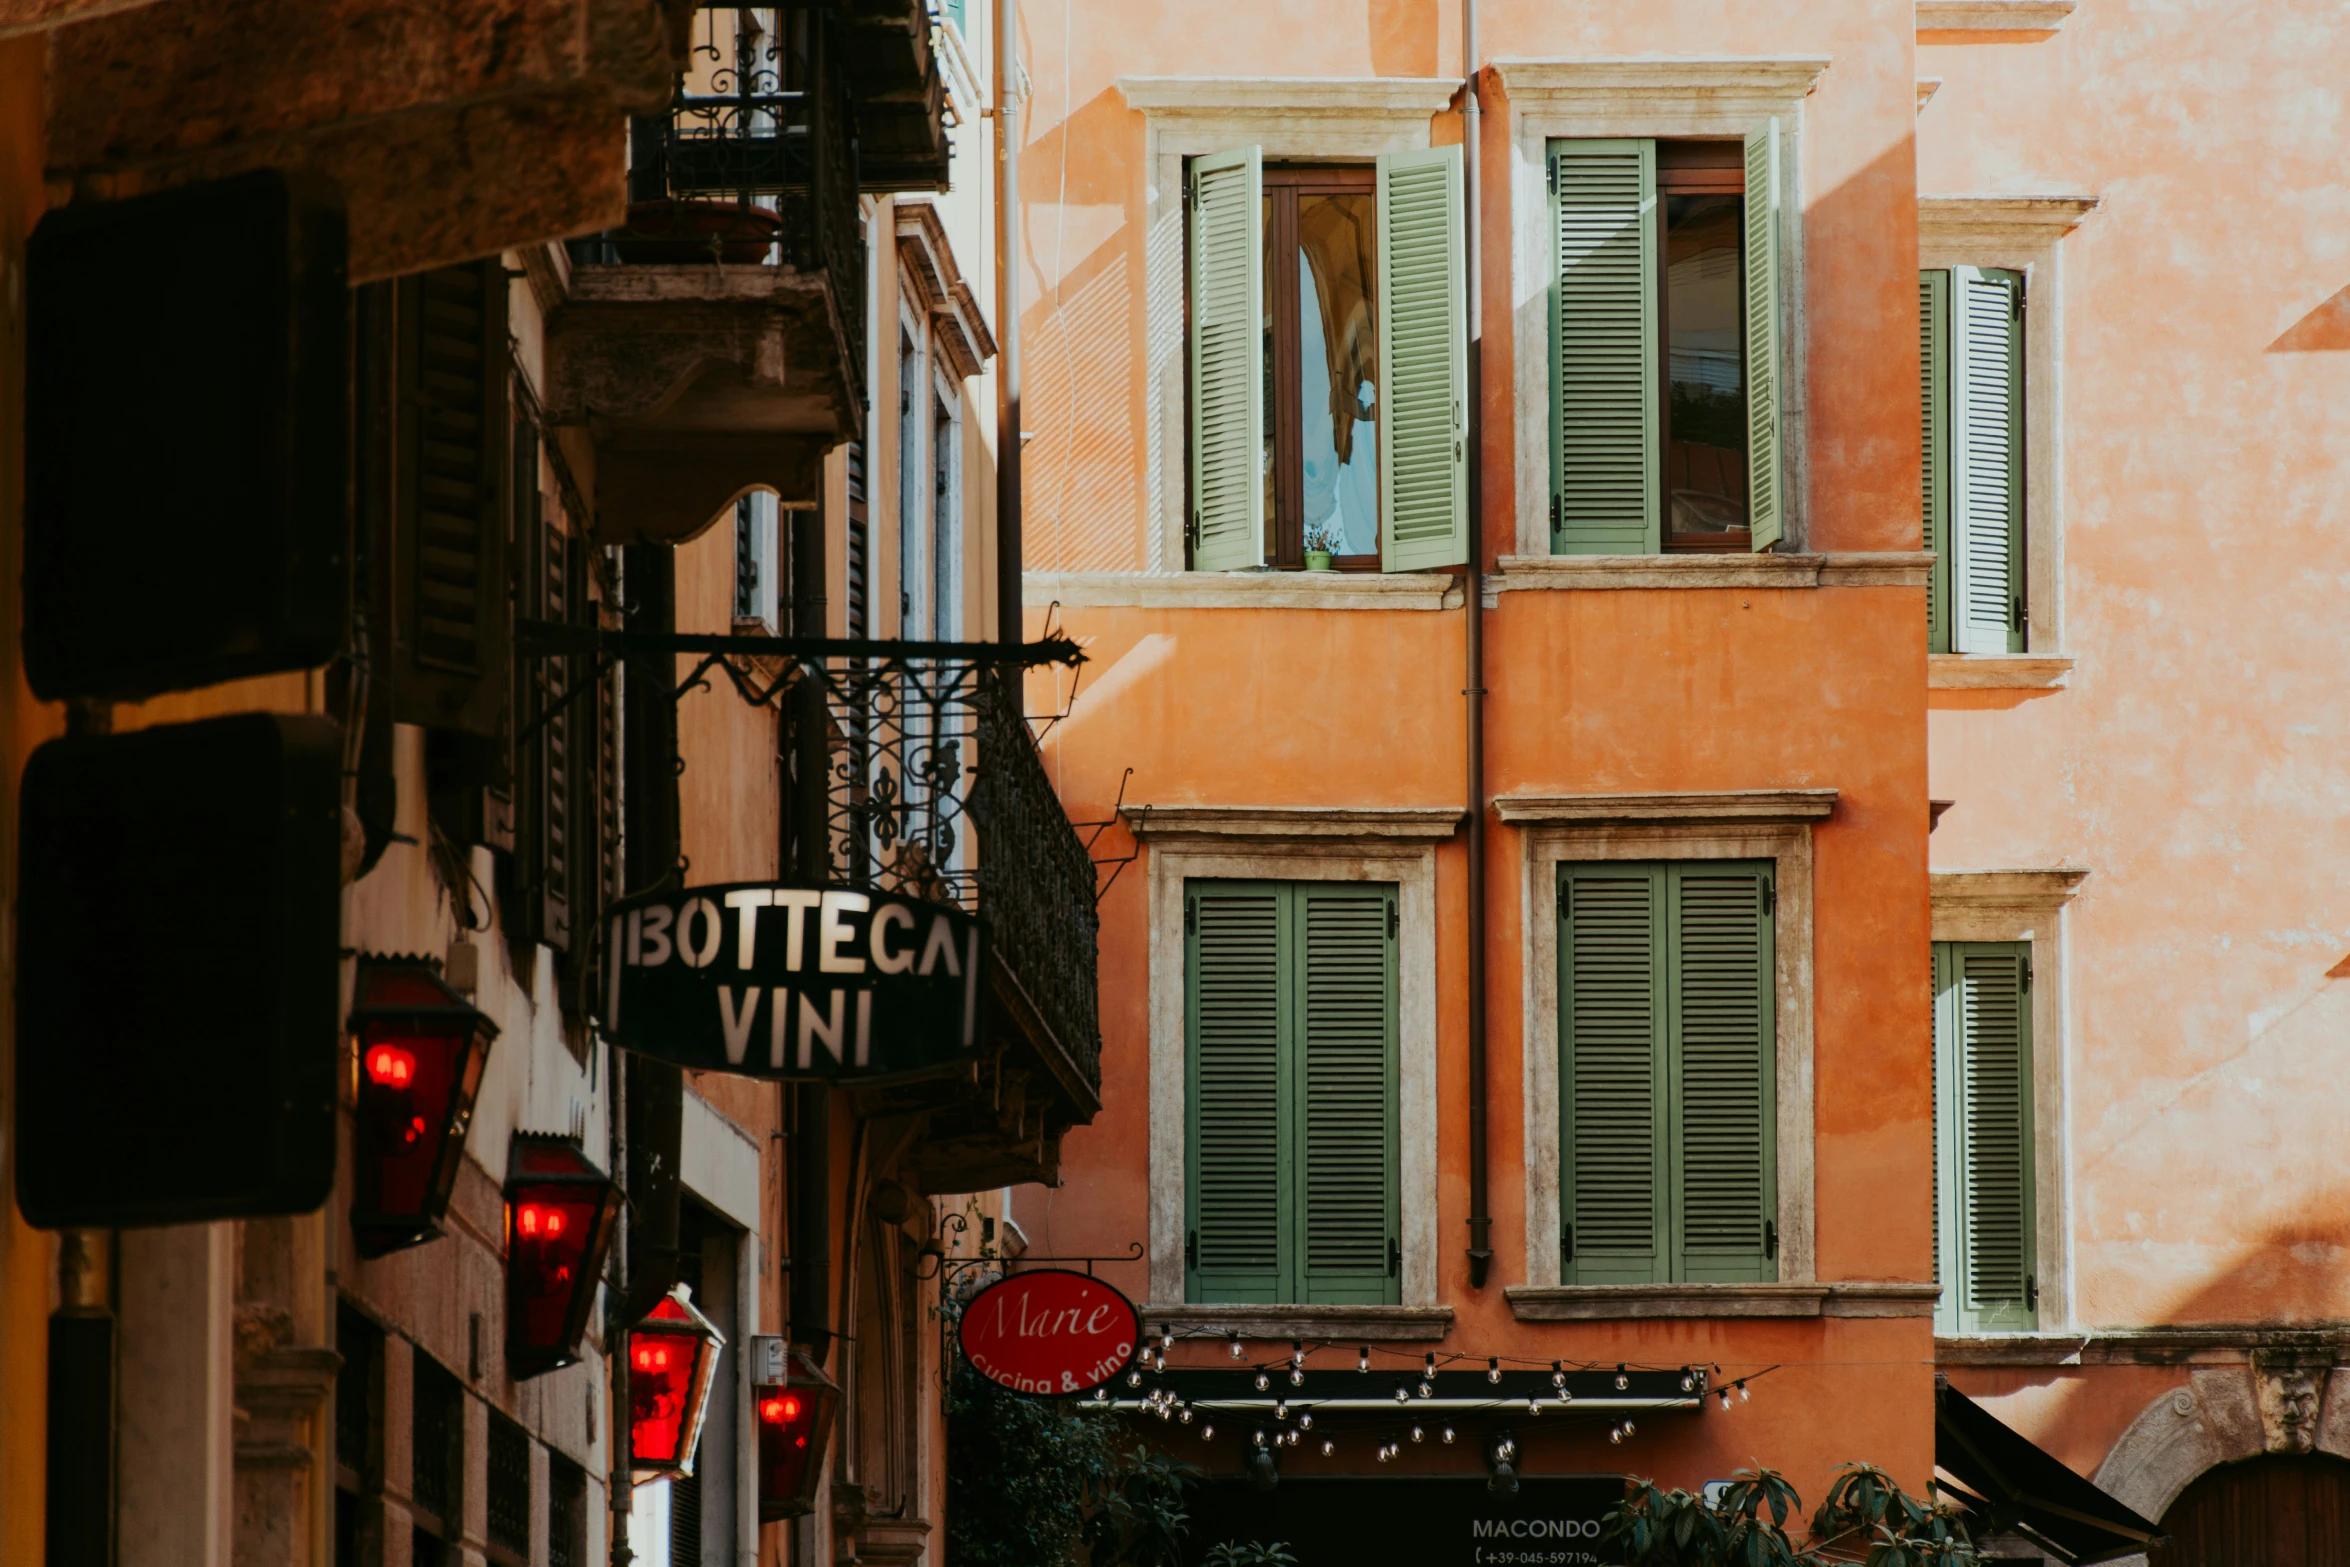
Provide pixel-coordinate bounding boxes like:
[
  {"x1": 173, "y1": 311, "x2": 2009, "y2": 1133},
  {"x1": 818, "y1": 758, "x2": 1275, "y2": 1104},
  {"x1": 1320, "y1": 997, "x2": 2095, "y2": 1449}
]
[
  {"x1": 1929, "y1": 868, "x2": 2090, "y2": 912},
  {"x1": 1929, "y1": 654, "x2": 2075, "y2": 689},
  {"x1": 1026, "y1": 570, "x2": 1461, "y2": 612},
  {"x1": 1494, "y1": 790, "x2": 1837, "y2": 828},
  {"x1": 1917, "y1": 197, "x2": 2100, "y2": 255},
  {"x1": 1507, "y1": 1283, "x2": 1938, "y2": 1321},
  {"x1": 1940, "y1": 1327, "x2": 2350, "y2": 1368},
  {"x1": 1489, "y1": 553, "x2": 1930, "y2": 593},
  {"x1": 1124, "y1": 805, "x2": 1465, "y2": 842},
  {"x1": 1116, "y1": 76, "x2": 1460, "y2": 117},
  {"x1": 1917, "y1": 0, "x2": 2076, "y2": 31},
  {"x1": 1140, "y1": 1304, "x2": 1455, "y2": 1342}
]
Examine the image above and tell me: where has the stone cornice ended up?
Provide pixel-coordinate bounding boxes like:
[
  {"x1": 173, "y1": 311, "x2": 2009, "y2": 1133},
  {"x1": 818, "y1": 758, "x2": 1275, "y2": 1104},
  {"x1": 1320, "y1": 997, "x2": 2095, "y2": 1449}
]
[
  {"x1": 1941, "y1": 1326, "x2": 2350, "y2": 1368},
  {"x1": 1494, "y1": 790, "x2": 1838, "y2": 827},
  {"x1": 1491, "y1": 57, "x2": 1830, "y2": 112},
  {"x1": 1509, "y1": 1283, "x2": 1938, "y2": 1321},
  {"x1": 895, "y1": 199, "x2": 996, "y2": 382},
  {"x1": 1025, "y1": 570, "x2": 1461, "y2": 612},
  {"x1": 1116, "y1": 76, "x2": 1458, "y2": 119},
  {"x1": 1124, "y1": 806, "x2": 1465, "y2": 842},
  {"x1": 1141, "y1": 1304, "x2": 1455, "y2": 1342},
  {"x1": 1929, "y1": 654, "x2": 2075, "y2": 689},
  {"x1": 1918, "y1": 195, "x2": 2100, "y2": 252},
  {"x1": 1488, "y1": 553, "x2": 1929, "y2": 592},
  {"x1": 1930, "y1": 868, "x2": 2090, "y2": 913},
  {"x1": 1917, "y1": 0, "x2": 2076, "y2": 31}
]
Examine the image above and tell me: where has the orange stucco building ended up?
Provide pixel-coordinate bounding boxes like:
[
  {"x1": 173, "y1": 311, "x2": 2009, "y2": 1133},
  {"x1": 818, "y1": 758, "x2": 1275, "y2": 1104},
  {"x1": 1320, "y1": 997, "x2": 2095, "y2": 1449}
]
[{"x1": 1006, "y1": 0, "x2": 2350, "y2": 1558}]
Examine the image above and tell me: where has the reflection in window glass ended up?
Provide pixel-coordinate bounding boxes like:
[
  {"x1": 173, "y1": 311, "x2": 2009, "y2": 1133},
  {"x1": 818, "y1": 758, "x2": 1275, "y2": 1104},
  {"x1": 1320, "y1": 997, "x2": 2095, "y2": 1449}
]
[
  {"x1": 1297, "y1": 194, "x2": 1379, "y2": 557},
  {"x1": 1664, "y1": 194, "x2": 1747, "y2": 539}
]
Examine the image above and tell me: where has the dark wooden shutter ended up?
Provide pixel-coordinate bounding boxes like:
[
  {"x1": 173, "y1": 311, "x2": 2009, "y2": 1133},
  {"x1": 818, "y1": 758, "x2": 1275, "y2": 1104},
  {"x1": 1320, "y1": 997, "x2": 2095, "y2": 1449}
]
[
  {"x1": 1296, "y1": 885, "x2": 1399, "y2": 1304},
  {"x1": 1559, "y1": 867, "x2": 1665, "y2": 1283},
  {"x1": 1668, "y1": 868, "x2": 1776, "y2": 1282},
  {"x1": 393, "y1": 260, "x2": 508, "y2": 736},
  {"x1": 1185, "y1": 883, "x2": 1284, "y2": 1302},
  {"x1": 507, "y1": 415, "x2": 571, "y2": 955}
]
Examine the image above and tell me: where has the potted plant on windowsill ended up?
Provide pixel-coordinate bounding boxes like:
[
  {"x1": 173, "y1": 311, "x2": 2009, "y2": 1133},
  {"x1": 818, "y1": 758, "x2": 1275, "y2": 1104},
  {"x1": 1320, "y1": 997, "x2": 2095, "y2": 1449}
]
[{"x1": 1303, "y1": 519, "x2": 1338, "y2": 571}]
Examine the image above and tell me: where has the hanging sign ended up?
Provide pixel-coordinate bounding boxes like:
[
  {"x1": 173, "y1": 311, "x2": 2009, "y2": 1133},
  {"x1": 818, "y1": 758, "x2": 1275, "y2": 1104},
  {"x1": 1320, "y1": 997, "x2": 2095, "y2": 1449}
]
[
  {"x1": 602, "y1": 882, "x2": 983, "y2": 1081},
  {"x1": 957, "y1": 1270, "x2": 1139, "y2": 1397}
]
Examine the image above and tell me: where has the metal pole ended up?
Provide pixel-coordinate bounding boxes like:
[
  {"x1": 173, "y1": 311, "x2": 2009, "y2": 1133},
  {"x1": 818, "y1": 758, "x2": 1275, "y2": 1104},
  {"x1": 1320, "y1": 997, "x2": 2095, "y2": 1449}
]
[
  {"x1": 993, "y1": 0, "x2": 1023, "y2": 647},
  {"x1": 1462, "y1": 0, "x2": 1493, "y2": 1292}
]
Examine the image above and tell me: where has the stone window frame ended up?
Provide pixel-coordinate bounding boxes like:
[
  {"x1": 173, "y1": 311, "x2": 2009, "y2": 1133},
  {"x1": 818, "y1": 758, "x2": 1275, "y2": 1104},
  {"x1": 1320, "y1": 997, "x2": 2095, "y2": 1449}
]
[
  {"x1": 1507, "y1": 792, "x2": 1828, "y2": 1317},
  {"x1": 1929, "y1": 867, "x2": 2088, "y2": 1334},
  {"x1": 1918, "y1": 196, "x2": 2097, "y2": 687},
  {"x1": 1125, "y1": 804, "x2": 1458, "y2": 1341},
  {"x1": 1117, "y1": 75, "x2": 1461, "y2": 583},
  {"x1": 1496, "y1": 58, "x2": 1828, "y2": 562}
]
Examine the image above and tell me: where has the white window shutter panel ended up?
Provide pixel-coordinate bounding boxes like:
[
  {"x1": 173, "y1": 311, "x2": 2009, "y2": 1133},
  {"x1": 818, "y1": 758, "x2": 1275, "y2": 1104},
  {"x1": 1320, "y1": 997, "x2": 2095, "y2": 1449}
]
[
  {"x1": 1551, "y1": 140, "x2": 1657, "y2": 555},
  {"x1": 1743, "y1": 119, "x2": 1784, "y2": 551},
  {"x1": 1187, "y1": 146, "x2": 1264, "y2": 572},
  {"x1": 1377, "y1": 145, "x2": 1468, "y2": 571},
  {"x1": 1950, "y1": 266, "x2": 2025, "y2": 654}
]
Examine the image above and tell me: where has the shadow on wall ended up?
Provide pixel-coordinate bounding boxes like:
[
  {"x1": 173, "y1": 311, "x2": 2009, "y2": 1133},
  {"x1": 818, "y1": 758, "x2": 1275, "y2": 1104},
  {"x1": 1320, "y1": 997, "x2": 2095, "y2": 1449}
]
[{"x1": 2268, "y1": 285, "x2": 2350, "y2": 352}]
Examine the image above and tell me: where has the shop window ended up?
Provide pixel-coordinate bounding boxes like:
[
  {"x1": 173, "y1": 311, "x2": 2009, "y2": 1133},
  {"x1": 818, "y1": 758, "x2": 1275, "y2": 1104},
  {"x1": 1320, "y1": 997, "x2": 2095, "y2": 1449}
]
[
  {"x1": 1933, "y1": 942, "x2": 2037, "y2": 1332},
  {"x1": 1184, "y1": 880, "x2": 1399, "y2": 1305},
  {"x1": 1549, "y1": 132, "x2": 1784, "y2": 555},
  {"x1": 1557, "y1": 862, "x2": 1777, "y2": 1284},
  {"x1": 1185, "y1": 148, "x2": 1467, "y2": 572}
]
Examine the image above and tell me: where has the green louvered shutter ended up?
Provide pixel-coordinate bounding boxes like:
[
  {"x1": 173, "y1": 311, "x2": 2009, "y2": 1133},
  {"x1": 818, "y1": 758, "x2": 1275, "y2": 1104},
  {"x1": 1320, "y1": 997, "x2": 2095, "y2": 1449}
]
[
  {"x1": 1668, "y1": 869, "x2": 1776, "y2": 1282},
  {"x1": 1550, "y1": 140, "x2": 1658, "y2": 555},
  {"x1": 1186, "y1": 884, "x2": 1284, "y2": 1300},
  {"x1": 1297, "y1": 886, "x2": 1399, "y2": 1304},
  {"x1": 1378, "y1": 147, "x2": 1468, "y2": 572},
  {"x1": 1935, "y1": 942, "x2": 2036, "y2": 1331},
  {"x1": 1950, "y1": 266, "x2": 2025, "y2": 653},
  {"x1": 1742, "y1": 120, "x2": 1784, "y2": 552},
  {"x1": 1188, "y1": 147, "x2": 1264, "y2": 572},
  {"x1": 1922, "y1": 270, "x2": 1952, "y2": 653},
  {"x1": 1559, "y1": 867, "x2": 1665, "y2": 1283}
]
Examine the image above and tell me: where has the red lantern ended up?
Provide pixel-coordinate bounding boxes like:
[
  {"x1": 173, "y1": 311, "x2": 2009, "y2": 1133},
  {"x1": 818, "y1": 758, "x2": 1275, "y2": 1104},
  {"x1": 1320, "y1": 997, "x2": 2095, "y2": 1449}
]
[
  {"x1": 628, "y1": 1285, "x2": 725, "y2": 1483},
  {"x1": 752, "y1": 1337, "x2": 840, "y2": 1521},
  {"x1": 503, "y1": 1134, "x2": 621, "y2": 1379},
  {"x1": 347, "y1": 958, "x2": 497, "y2": 1259}
]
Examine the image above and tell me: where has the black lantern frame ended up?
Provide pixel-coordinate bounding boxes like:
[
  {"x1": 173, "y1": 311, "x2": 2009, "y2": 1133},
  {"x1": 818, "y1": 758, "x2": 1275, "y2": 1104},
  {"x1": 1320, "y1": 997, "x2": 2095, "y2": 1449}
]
[
  {"x1": 628, "y1": 1284, "x2": 726, "y2": 1484},
  {"x1": 503, "y1": 1133, "x2": 621, "y2": 1378},
  {"x1": 752, "y1": 1336, "x2": 841, "y2": 1520},
  {"x1": 346, "y1": 956, "x2": 497, "y2": 1259}
]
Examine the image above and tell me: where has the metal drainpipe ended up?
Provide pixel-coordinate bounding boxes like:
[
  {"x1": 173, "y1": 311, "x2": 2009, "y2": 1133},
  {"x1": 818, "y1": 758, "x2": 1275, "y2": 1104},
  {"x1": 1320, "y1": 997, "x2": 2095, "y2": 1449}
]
[
  {"x1": 1462, "y1": 0, "x2": 1493, "y2": 1292},
  {"x1": 993, "y1": 0, "x2": 1023, "y2": 647}
]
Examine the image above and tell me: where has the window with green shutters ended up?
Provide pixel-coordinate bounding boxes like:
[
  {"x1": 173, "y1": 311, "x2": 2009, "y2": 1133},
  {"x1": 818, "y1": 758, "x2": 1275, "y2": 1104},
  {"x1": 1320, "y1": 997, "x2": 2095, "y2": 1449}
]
[
  {"x1": 1557, "y1": 862, "x2": 1777, "y2": 1285},
  {"x1": 1549, "y1": 127, "x2": 1783, "y2": 556},
  {"x1": 1920, "y1": 267, "x2": 2026, "y2": 654},
  {"x1": 1185, "y1": 880, "x2": 1400, "y2": 1305},
  {"x1": 1933, "y1": 942, "x2": 2037, "y2": 1333},
  {"x1": 1184, "y1": 147, "x2": 1467, "y2": 573}
]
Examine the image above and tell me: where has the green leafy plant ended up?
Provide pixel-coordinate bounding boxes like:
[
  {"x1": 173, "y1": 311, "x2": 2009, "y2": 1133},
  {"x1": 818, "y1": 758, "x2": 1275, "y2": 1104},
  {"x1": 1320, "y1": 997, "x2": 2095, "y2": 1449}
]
[
  {"x1": 1202, "y1": 1543, "x2": 1299, "y2": 1567},
  {"x1": 1600, "y1": 1467, "x2": 1980, "y2": 1567},
  {"x1": 944, "y1": 1356, "x2": 1200, "y2": 1567}
]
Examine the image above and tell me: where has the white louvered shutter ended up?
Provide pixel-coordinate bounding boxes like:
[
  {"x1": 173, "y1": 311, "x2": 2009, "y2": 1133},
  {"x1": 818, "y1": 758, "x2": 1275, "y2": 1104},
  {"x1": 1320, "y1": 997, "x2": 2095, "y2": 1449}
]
[
  {"x1": 1950, "y1": 266, "x2": 2025, "y2": 653},
  {"x1": 1187, "y1": 147, "x2": 1264, "y2": 572},
  {"x1": 1377, "y1": 146, "x2": 1468, "y2": 571},
  {"x1": 1743, "y1": 119, "x2": 1784, "y2": 551},
  {"x1": 1297, "y1": 886, "x2": 1399, "y2": 1303},
  {"x1": 1550, "y1": 140, "x2": 1658, "y2": 555}
]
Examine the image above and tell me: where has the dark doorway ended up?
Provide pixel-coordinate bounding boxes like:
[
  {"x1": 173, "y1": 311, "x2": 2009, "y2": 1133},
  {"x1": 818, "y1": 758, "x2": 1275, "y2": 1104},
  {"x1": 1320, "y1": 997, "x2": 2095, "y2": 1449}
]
[{"x1": 2160, "y1": 1452, "x2": 2350, "y2": 1566}]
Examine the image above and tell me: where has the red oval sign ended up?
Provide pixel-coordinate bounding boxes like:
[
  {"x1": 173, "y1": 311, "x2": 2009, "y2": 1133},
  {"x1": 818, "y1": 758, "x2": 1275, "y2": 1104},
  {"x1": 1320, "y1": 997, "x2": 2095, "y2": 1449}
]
[{"x1": 957, "y1": 1269, "x2": 1139, "y2": 1397}]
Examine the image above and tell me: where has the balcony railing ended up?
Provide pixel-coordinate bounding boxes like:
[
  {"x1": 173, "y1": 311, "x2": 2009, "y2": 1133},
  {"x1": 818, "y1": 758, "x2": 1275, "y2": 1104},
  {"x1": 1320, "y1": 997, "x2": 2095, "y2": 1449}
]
[{"x1": 568, "y1": 5, "x2": 864, "y2": 395}]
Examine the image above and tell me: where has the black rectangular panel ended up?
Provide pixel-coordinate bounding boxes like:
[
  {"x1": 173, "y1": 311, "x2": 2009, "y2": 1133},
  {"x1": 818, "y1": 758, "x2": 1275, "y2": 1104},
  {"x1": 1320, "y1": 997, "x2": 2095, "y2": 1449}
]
[
  {"x1": 23, "y1": 169, "x2": 348, "y2": 701},
  {"x1": 14, "y1": 712, "x2": 343, "y2": 1227}
]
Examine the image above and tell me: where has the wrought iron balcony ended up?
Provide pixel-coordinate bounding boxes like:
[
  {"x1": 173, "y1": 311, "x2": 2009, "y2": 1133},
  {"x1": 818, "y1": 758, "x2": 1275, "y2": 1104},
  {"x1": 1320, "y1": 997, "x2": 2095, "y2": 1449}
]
[{"x1": 519, "y1": 619, "x2": 1102, "y2": 1186}]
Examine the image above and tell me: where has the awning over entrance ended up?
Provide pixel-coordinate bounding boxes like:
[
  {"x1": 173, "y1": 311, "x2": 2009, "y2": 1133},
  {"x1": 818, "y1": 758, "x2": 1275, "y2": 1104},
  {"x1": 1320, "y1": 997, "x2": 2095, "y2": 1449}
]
[{"x1": 1935, "y1": 1378, "x2": 2166, "y2": 1564}]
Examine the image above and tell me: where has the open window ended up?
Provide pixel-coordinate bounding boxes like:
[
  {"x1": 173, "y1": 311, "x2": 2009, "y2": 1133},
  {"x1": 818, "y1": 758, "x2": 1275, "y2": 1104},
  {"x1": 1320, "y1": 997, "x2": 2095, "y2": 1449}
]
[
  {"x1": 1186, "y1": 146, "x2": 1466, "y2": 573},
  {"x1": 1549, "y1": 126, "x2": 1783, "y2": 555}
]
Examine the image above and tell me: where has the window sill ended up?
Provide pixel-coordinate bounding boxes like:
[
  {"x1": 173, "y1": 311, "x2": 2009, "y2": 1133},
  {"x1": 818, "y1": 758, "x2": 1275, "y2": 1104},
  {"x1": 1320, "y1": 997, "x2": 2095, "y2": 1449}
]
[
  {"x1": 1506, "y1": 1283, "x2": 1937, "y2": 1321},
  {"x1": 1024, "y1": 569, "x2": 1461, "y2": 612},
  {"x1": 1488, "y1": 552, "x2": 1931, "y2": 594},
  {"x1": 1928, "y1": 654, "x2": 2074, "y2": 690},
  {"x1": 1140, "y1": 1303, "x2": 1455, "y2": 1341},
  {"x1": 1936, "y1": 1333, "x2": 2081, "y2": 1367}
]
